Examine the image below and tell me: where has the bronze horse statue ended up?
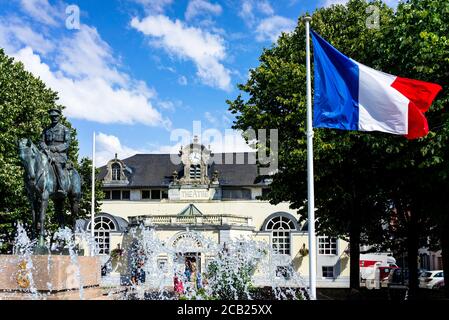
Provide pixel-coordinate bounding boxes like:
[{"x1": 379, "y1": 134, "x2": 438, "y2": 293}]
[{"x1": 18, "y1": 138, "x2": 82, "y2": 244}]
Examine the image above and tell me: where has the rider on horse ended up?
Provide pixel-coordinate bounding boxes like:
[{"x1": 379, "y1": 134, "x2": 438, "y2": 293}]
[{"x1": 39, "y1": 108, "x2": 71, "y2": 196}]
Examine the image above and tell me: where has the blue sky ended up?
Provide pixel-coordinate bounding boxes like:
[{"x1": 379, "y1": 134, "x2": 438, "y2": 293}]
[{"x1": 0, "y1": 0, "x2": 399, "y2": 165}]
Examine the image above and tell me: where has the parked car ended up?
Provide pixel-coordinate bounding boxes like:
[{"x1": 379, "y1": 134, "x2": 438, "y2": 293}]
[
  {"x1": 432, "y1": 279, "x2": 444, "y2": 290},
  {"x1": 419, "y1": 270, "x2": 444, "y2": 289}
]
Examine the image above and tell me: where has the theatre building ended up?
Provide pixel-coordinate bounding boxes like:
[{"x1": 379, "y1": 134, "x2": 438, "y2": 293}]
[{"x1": 77, "y1": 138, "x2": 350, "y2": 288}]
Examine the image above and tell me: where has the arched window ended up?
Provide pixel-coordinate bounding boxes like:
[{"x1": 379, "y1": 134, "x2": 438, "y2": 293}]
[
  {"x1": 266, "y1": 216, "x2": 296, "y2": 255},
  {"x1": 111, "y1": 163, "x2": 121, "y2": 181},
  {"x1": 189, "y1": 165, "x2": 201, "y2": 179},
  {"x1": 88, "y1": 216, "x2": 117, "y2": 255}
]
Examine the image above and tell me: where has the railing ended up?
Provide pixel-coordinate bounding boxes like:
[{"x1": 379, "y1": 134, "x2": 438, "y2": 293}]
[
  {"x1": 150, "y1": 216, "x2": 171, "y2": 224},
  {"x1": 129, "y1": 214, "x2": 251, "y2": 227}
]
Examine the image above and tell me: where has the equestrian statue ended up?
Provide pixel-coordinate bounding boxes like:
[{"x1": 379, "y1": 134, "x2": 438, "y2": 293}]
[{"x1": 18, "y1": 108, "x2": 82, "y2": 247}]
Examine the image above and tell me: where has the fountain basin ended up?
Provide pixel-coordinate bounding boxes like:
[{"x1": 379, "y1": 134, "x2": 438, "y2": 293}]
[{"x1": 0, "y1": 255, "x2": 101, "y2": 292}]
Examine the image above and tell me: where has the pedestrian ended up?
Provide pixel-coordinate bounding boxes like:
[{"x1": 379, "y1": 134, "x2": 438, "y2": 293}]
[
  {"x1": 184, "y1": 260, "x2": 192, "y2": 281},
  {"x1": 191, "y1": 262, "x2": 197, "y2": 288},
  {"x1": 196, "y1": 272, "x2": 202, "y2": 290},
  {"x1": 136, "y1": 250, "x2": 146, "y2": 284},
  {"x1": 174, "y1": 273, "x2": 184, "y2": 297}
]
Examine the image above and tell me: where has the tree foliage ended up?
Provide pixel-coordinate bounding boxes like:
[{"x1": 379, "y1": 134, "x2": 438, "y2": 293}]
[
  {"x1": 228, "y1": 0, "x2": 448, "y2": 296},
  {"x1": 228, "y1": 0, "x2": 398, "y2": 247},
  {"x1": 77, "y1": 157, "x2": 105, "y2": 218}
]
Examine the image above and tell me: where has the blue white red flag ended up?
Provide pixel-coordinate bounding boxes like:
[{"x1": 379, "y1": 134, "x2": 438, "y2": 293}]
[{"x1": 311, "y1": 30, "x2": 442, "y2": 139}]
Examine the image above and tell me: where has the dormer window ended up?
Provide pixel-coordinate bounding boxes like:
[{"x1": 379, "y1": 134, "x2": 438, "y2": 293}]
[
  {"x1": 190, "y1": 165, "x2": 201, "y2": 179},
  {"x1": 104, "y1": 154, "x2": 130, "y2": 186},
  {"x1": 111, "y1": 163, "x2": 121, "y2": 181}
]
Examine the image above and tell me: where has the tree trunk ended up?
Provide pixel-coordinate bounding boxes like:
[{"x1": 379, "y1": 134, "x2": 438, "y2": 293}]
[
  {"x1": 406, "y1": 211, "x2": 419, "y2": 300},
  {"x1": 441, "y1": 219, "x2": 449, "y2": 298},
  {"x1": 349, "y1": 214, "x2": 361, "y2": 290},
  {"x1": 348, "y1": 176, "x2": 361, "y2": 293}
]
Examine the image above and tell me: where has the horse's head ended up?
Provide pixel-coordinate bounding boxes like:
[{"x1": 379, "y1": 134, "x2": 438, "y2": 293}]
[{"x1": 18, "y1": 138, "x2": 38, "y2": 182}]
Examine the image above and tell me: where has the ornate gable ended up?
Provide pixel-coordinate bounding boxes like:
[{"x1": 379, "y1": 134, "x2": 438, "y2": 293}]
[
  {"x1": 178, "y1": 136, "x2": 212, "y2": 186},
  {"x1": 103, "y1": 153, "x2": 130, "y2": 186}
]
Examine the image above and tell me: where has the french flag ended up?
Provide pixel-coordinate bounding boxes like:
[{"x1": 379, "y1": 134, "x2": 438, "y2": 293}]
[{"x1": 311, "y1": 30, "x2": 442, "y2": 139}]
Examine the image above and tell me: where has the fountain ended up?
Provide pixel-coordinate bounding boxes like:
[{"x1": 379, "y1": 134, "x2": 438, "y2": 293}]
[
  {"x1": 0, "y1": 223, "x2": 309, "y2": 300},
  {"x1": 0, "y1": 223, "x2": 102, "y2": 300},
  {"x1": 112, "y1": 224, "x2": 309, "y2": 300}
]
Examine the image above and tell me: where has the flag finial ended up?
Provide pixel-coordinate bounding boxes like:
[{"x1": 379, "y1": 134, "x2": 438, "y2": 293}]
[{"x1": 302, "y1": 16, "x2": 312, "y2": 23}]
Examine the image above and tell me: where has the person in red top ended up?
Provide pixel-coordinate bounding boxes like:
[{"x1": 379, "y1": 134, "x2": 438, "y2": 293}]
[{"x1": 174, "y1": 273, "x2": 184, "y2": 297}]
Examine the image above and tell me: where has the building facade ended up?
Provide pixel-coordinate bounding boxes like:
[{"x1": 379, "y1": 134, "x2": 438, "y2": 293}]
[{"x1": 78, "y1": 138, "x2": 350, "y2": 288}]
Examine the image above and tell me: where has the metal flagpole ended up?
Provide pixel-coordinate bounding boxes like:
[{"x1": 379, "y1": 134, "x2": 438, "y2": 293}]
[
  {"x1": 90, "y1": 131, "x2": 96, "y2": 255},
  {"x1": 303, "y1": 15, "x2": 317, "y2": 300}
]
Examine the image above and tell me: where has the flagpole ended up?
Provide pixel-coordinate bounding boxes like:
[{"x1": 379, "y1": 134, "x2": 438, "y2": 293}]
[
  {"x1": 303, "y1": 15, "x2": 317, "y2": 300},
  {"x1": 90, "y1": 131, "x2": 96, "y2": 255}
]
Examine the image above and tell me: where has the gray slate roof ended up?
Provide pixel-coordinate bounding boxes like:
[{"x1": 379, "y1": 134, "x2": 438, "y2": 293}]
[{"x1": 98, "y1": 152, "x2": 267, "y2": 188}]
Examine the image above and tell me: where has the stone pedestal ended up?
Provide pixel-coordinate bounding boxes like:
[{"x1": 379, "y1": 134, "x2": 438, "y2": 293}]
[
  {"x1": 0, "y1": 287, "x2": 111, "y2": 300},
  {"x1": 0, "y1": 255, "x2": 101, "y2": 292}
]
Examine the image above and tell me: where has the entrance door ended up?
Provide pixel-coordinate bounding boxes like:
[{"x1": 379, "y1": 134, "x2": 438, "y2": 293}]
[
  {"x1": 173, "y1": 253, "x2": 201, "y2": 278},
  {"x1": 185, "y1": 252, "x2": 201, "y2": 274}
]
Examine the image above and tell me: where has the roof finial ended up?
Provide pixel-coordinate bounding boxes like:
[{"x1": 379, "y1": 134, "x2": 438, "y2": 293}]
[{"x1": 115, "y1": 153, "x2": 118, "y2": 160}]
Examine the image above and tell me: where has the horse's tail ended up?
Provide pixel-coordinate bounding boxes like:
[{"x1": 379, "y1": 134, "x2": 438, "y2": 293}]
[{"x1": 68, "y1": 167, "x2": 82, "y2": 196}]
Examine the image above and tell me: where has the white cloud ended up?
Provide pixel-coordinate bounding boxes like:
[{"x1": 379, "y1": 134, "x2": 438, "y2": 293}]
[
  {"x1": 0, "y1": 18, "x2": 55, "y2": 54},
  {"x1": 131, "y1": 14, "x2": 231, "y2": 91},
  {"x1": 131, "y1": 0, "x2": 174, "y2": 14},
  {"x1": 185, "y1": 0, "x2": 222, "y2": 21},
  {"x1": 238, "y1": 0, "x2": 274, "y2": 27},
  {"x1": 95, "y1": 129, "x2": 253, "y2": 166},
  {"x1": 322, "y1": 0, "x2": 347, "y2": 6},
  {"x1": 14, "y1": 46, "x2": 168, "y2": 127},
  {"x1": 255, "y1": 15, "x2": 296, "y2": 42},
  {"x1": 0, "y1": 1, "x2": 171, "y2": 128},
  {"x1": 178, "y1": 75, "x2": 188, "y2": 85},
  {"x1": 95, "y1": 132, "x2": 151, "y2": 166},
  {"x1": 147, "y1": 143, "x2": 183, "y2": 154},
  {"x1": 238, "y1": 1, "x2": 294, "y2": 43},
  {"x1": 57, "y1": 26, "x2": 128, "y2": 86},
  {"x1": 239, "y1": 0, "x2": 256, "y2": 26},
  {"x1": 257, "y1": 0, "x2": 274, "y2": 15},
  {"x1": 159, "y1": 129, "x2": 253, "y2": 155},
  {"x1": 19, "y1": 0, "x2": 59, "y2": 26},
  {"x1": 158, "y1": 100, "x2": 175, "y2": 111},
  {"x1": 205, "y1": 130, "x2": 253, "y2": 153},
  {"x1": 222, "y1": 113, "x2": 232, "y2": 126},
  {"x1": 95, "y1": 132, "x2": 184, "y2": 165},
  {"x1": 204, "y1": 111, "x2": 218, "y2": 125},
  {"x1": 205, "y1": 110, "x2": 233, "y2": 128},
  {"x1": 1, "y1": 16, "x2": 170, "y2": 128}
]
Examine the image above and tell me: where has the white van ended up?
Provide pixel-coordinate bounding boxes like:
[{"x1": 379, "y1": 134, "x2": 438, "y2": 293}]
[{"x1": 360, "y1": 253, "x2": 398, "y2": 288}]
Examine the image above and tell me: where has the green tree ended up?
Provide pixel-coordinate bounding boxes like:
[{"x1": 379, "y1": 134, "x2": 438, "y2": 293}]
[
  {"x1": 227, "y1": 0, "x2": 448, "y2": 298},
  {"x1": 371, "y1": 0, "x2": 449, "y2": 298},
  {"x1": 76, "y1": 157, "x2": 105, "y2": 219},
  {"x1": 228, "y1": 0, "x2": 395, "y2": 293}
]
